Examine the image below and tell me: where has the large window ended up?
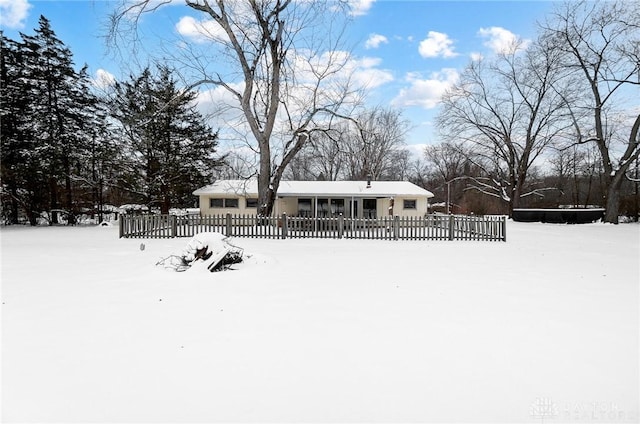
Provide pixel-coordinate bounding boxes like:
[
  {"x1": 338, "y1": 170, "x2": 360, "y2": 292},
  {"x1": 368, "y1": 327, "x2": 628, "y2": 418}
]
[
  {"x1": 331, "y1": 199, "x2": 345, "y2": 216},
  {"x1": 298, "y1": 198, "x2": 312, "y2": 217},
  {"x1": 363, "y1": 198, "x2": 377, "y2": 218},
  {"x1": 209, "y1": 198, "x2": 239, "y2": 208},
  {"x1": 317, "y1": 198, "x2": 329, "y2": 217}
]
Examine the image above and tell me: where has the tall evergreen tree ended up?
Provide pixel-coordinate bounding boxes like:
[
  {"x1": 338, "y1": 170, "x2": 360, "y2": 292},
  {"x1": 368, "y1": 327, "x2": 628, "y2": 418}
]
[
  {"x1": 1, "y1": 31, "x2": 48, "y2": 224},
  {"x1": 110, "y1": 65, "x2": 222, "y2": 213},
  {"x1": 19, "y1": 16, "x2": 86, "y2": 222},
  {"x1": 1, "y1": 17, "x2": 114, "y2": 224}
]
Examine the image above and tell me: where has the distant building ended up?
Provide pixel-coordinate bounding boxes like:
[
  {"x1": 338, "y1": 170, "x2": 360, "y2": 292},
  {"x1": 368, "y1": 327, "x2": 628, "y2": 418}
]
[{"x1": 193, "y1": 179, "x2": 434, "y2": 218}]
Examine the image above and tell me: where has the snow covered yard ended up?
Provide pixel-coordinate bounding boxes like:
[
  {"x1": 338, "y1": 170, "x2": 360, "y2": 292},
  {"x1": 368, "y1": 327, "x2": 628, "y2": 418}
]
[{"x1": 1, "y1": 221, "x2": 638, "y2": 423}]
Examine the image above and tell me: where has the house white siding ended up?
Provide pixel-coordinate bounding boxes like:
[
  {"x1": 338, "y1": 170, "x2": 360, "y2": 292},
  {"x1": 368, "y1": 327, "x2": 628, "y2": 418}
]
[{"x1": 193, "y1": 180, "x2": 434, "y2": 218}]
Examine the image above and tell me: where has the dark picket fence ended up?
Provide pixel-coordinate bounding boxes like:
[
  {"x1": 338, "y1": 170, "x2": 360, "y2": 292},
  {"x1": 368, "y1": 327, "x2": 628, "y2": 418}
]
[{"x1": 119, "y1": 213, "x2": 506, "y2": 241}]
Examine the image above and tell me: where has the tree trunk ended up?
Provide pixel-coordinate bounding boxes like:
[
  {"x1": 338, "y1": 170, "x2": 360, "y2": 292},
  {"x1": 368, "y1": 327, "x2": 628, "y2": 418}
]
[
  {"x1": 49, "y1": 176, "x2": 59, "y2": 224},
  {"x1": 160, "y1": 183, "x2": 170, "y2": 215},
  {"x1": 604, "y1": 182, "x2": 621, "y2": 224},
  {"x1": 257, "y1": 144, "x2": 273, "y2": 217},
  {"x1": 64, "y1": 157, "x2": 73, "y2": 221},
  {"x1": 604, "y1": 162, "x2": 633, "y2": 224},
  {"x1": 508, "y1": 175, "x2": 525, "y2": 217},
  {"x1": 8, "y1": 178, "x2": 20, "y2": 224}
]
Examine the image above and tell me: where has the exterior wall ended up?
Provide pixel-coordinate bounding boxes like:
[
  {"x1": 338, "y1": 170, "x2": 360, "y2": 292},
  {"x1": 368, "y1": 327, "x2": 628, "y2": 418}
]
[
  {"x1": 198, "y1": 194, "x2": 429, "y2": 217},
  {"x1": 198, "y1": 195, "x2": 258, "y2": 216},
  {"x1": 376, "y1": 197, "x2": 427, "y2": 218},
  {"x1": 275, "y1": 198, "x2": 297, "y2": 216},
  {"x1": 391, "y1": 196, "x2": 429, "y2": 217}
]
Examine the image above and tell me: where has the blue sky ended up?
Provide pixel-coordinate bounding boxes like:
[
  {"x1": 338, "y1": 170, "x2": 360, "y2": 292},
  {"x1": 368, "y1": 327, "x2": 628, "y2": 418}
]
[{"x1": 1, "y1": 0, "x2": 557, "y2": 150}]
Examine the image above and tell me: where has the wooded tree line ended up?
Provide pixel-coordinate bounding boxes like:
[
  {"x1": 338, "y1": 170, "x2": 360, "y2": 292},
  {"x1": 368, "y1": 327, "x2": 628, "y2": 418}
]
[
  {"x1": 282, "y1": 0, "x2": 639, "y2": 222},
  {"x1": 110, "y1": 0, "x2": 637, "y2": 223},
  {"x1": 2, "y1": 1, "x2": 639, "y2": 224},
  {"x1": 434, "y1": 1, "x2": 639, "y2": 222},
  {"x1": 1, "y1": 16, "x2": 222, "y2": 224}
]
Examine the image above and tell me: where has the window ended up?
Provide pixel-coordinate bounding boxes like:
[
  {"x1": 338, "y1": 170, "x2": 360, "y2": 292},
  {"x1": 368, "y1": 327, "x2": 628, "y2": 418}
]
[
  {"x1": 403, "y1": 199, "x2": 417, "y2": 209},
  {"x1": 363, "y1": 198, "x2": 377, "y2": 218},
  {"x1": 246, "y1": 198, "x2": 258, "y2": 208},
  {"x1": 209, "y1": 198, "x2": 238, "y2": 208},
  {"x1": 331, "y1": 199, "x2": 345, "y2": 216},
  {"x1": 317, "y1": 198, "x2": 329, "y2": 217},
  {"x1": 298, "y1": 198, "x2": 312, "y2": 217}
]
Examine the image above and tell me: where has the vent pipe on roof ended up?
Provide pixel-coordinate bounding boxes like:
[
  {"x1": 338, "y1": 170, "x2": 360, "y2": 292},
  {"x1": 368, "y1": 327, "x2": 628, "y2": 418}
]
[{"x1": 366, "y1": 174, "x2": 372, "y2": 188}]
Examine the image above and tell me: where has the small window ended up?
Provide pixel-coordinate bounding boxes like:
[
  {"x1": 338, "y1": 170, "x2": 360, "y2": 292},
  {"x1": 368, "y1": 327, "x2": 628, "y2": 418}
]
[
  {"x1": 225, "y1": 198, "x2": 239, "y2": 208},
  {"x1": 246, "y1": 198, "x2": 258, "y2": 208},
  {"x1": 210, "y1": 198, "x2": 224, "y2": 208},
  {"x1": 403, "y1": 199, "x2": 417, "y2": 209}
]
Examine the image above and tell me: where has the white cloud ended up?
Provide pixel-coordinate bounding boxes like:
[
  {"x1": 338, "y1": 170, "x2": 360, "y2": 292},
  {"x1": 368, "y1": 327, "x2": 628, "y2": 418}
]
[
  {"x1": 478, "y1": 26, "x2": 530, "y2": 54},
  {"x1": 93, "y1": 69, "x2": 116, "y2": 90},
  {"x1": 418, "y1": 31, "x2": 458, "y2": 59},
  {"x1": 391, "y1": 68, "x2": 459, "y2": 109},
  {"x1": 0, "y1": 0, "x2": 31, "y2": 28},
  {"x1": 348, "y1": 0, "x2": 376, "y2": 16},
  {"x1": 470, "y1": 52, "x2": 484, "y2": 61},
  {"x1": 352, "y1": 57, "x2": 394, "y2": 89},
  {"x1": 364, "y1": 33, "x2": 388, "y2": 50},
  {"x1": 176, "y1": 16, "x2": 227, "y2": 43}
]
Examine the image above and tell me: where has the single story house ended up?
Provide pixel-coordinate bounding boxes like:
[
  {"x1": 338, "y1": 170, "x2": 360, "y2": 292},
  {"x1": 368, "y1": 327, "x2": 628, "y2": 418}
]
[{"x1": 193, "y1": 179, "x2": 434, "y2": 218}]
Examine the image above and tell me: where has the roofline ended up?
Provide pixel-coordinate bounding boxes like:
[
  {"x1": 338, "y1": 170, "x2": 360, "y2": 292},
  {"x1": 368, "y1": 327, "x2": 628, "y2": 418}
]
[
  {"x1": 277, "y1": 192, "x2": 434, "y2": 198},
  {"x1": 193, "y1": 180, "x2": 434, "y2": 198}
]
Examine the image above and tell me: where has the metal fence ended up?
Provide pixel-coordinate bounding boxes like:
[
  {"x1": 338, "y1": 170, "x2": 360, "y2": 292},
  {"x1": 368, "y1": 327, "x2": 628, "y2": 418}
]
[{"x1": 119, "y1": 213, "x2": 506, "y2": 241}]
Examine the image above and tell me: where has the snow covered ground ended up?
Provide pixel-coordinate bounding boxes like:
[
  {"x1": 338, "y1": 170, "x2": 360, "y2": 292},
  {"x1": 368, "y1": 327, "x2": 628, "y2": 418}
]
[{"x1": 1, "y1": 221, "x2": 638, "y2": 423}]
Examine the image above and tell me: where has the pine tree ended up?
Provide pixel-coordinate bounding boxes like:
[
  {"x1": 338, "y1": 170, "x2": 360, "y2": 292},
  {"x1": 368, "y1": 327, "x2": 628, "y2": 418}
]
[
  {"x1": 19, "y1": 16, "x2": 99, "y2": 223},
  {"x1": 1, "y1": 32, "x2": 48, "y2": 224},
  {"x1": 1, "y1": 17, "x2": 116, "y2": 224},
  {"x1": 110, "y1": 65, "x2": 222, "y2": 213}
]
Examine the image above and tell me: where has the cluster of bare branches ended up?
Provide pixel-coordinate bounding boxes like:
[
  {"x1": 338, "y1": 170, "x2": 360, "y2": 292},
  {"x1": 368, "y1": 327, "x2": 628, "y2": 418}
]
[
  {"x1": 109, "y1": 0, "x2": 362, "y2": 216},
  {"x1": 435, "y1": 0, "x2": 639, "y2": 222}
]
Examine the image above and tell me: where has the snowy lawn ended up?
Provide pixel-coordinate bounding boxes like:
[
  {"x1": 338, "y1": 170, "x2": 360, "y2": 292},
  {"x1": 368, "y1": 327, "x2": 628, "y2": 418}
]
[{"x1": 1, "y1": 221, "x2": 638, "y2": 423}]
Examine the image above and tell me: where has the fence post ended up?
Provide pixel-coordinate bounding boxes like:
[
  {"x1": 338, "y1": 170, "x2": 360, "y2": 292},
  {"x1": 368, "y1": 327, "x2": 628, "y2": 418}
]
[
  {"x1": 393, "y1": 215, "x2": 399, "y2": 240},
  {"x1": 119, "y1": 215, "x2": 124, "y2": 238},
  {"x1": 501, "y1": 216, "x2": 507, "y2": 242},
  {"x1": 448, "y1": 214, "x2": 455, "y2": 241},
  {"x1": 226, "y1": 213, "x2": 232, "y2": 237},
  {"x1": 171, "y1": 215, "x2": 177, "y2": 238},
  {"x1": 338, "y1": 214, "x2": 344, "y2": 239},
  {"x1": 281, "y1": 213, "x2": 288, "y2": 240}
]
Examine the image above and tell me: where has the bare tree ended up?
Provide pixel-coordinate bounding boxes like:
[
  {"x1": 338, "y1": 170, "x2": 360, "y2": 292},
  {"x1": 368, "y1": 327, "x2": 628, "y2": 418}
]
[
  {"x1": 540, "y1": 0, "x2": 640, "y2": 223},
  {"x1": 109, "y1": 0, "x2": 360, "y2": 216},
  {"x1": 437, "y1": 36, "x2": 571, "y2": 215},
  {"x1": 424, "y1": 141, "x2": 471, "y2": 184},
  {"x1": 342, "y1": 107, "x2": 410, "y2": 180},
  {"x1": 284, "y1": 129, "x2": 345, "y2": 181},
  {"x1": 283, "y1": 106, "x2": 411, "y2": 181},
  {"x1": 423, "y1": 141, "x2": 476, "y2": 212}
]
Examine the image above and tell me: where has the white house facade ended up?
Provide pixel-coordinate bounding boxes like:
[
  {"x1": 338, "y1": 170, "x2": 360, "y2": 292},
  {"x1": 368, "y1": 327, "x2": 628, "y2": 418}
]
[{"x1": 193, "y1": 179, "x2": 434, "y2": 218}]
